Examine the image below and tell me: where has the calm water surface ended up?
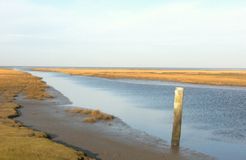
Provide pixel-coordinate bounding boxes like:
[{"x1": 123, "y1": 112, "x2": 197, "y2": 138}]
[{"x1": 29, "y1": 71, "x2": 246, "y2": 160}]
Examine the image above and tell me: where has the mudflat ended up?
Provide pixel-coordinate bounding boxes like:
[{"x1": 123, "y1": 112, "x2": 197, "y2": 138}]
[
  {"x1": 0, "y1": 68, "x2": 212, "y2": 160},
  {"x1": 33, "y1": 68, "x2": 246, "y2": 87},
  {"x1": 16, "y1": 87, "x2": 212, "y2": 160},
  {"x1": 0, "y1": 69, "x2": 92, "y2": 160}
]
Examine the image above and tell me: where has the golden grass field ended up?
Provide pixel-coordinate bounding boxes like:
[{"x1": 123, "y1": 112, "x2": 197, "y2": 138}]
[
  {"x1": 66, "y1": 108, "x2": 114, "y2": 123},
  {"x1": 0, "y1": 69, "x2": 92, "y2": 160},
  {"x1": 34, "y1": 68, "x2": 246, "y2": 87}
]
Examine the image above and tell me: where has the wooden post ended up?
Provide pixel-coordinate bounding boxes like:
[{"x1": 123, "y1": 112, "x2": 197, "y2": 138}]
[{"x1": 171, "y1": 87, "x2": 184, "y2": 147}]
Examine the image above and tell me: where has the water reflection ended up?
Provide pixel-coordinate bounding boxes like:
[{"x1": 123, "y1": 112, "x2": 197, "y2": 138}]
[{"x1": 28, "y1": 71, "x2": 246, "y2": 160}]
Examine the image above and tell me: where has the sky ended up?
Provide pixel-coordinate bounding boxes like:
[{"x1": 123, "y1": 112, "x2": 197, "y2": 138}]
[{"x1": 0, "y1": 0, "x2": 245, "y2": 68}]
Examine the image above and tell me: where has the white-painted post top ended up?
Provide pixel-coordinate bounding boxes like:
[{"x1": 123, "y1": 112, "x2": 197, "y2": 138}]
[{"x1": 176, "y1": 87, "x2": 184, "y2": 92}]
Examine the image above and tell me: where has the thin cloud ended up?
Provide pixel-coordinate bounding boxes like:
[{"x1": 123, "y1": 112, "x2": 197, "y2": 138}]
[{"x1": 0, "y1": 0, "x2": 245, "y2": 67}]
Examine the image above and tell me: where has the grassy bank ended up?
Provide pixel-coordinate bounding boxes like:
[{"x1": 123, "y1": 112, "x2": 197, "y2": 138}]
[
  {"x1": 33, "y1": 68, "x2": 246, "y2": 87},
  {"x1": 66, "y1": 108, "x2": 114, "y2": 123},
  {"x1": 0, "y1": 69, "x2": 92, "y2": 160}
]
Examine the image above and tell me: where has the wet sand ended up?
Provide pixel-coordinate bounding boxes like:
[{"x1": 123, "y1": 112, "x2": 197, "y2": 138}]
[{"x1": 15, "y1": 88, "x2": 212, "y2": 160}]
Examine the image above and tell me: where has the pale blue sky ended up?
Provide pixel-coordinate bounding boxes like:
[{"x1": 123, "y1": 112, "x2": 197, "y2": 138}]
[{"x1": 0, "y1": 0, "x2": 245, "y2": 67}]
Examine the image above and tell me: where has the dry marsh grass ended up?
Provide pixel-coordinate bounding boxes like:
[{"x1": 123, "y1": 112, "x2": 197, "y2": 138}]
[
  {"x1": 34, "y1": 68, "x2": 246, "y2": 87},
  {"x1": 0, "y1": 69, "x2": 93, "y2": 160},
  {"x1": 66, "y1": 108, "x2": 114, "y2": 123}
]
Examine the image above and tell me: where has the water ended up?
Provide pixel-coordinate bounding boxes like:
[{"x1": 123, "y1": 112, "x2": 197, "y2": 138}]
[{"x1": 28, "y1": 71, "x2": 246, "y2": 160}]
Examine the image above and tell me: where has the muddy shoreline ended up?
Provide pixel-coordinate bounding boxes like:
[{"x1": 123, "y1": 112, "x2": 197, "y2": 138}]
[{"x1": 15, "y1": 87, "x2": 212, "y2": 160}]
